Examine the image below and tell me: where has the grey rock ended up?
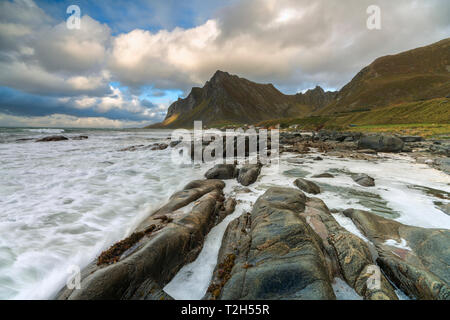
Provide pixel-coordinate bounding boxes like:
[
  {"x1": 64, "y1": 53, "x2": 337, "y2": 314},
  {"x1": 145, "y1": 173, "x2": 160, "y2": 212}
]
[
  {"x1": 294, "y1": 178, "x2": 321, "y2": 194},
  {"x1": 237, "y1": 163, "x2": 262, "y2": 186},
  {"x1": 36, "y1": 135, "x2": 69, "y2": 142},
  {"x1": 358, "y1": 134, "x2": 404, "y2": 152},
  {"x1": 57, "y1": 180, "x2": 231, "y2": 300},
  {"x1": 352, "y1": 173, "x2": 375, "y2": 187},
  {"x1": 205, "y1": 187, "x2": 335, "y2": 300},
  {"x1": 311, "y1": 173, "x2": 334, "y2": 178},
  {"x1": 343, "y1": 209, "x2": 450, "y2": 300},
  {"x1": 205, "y1": 164, "x2": 238, "y2": 180}
]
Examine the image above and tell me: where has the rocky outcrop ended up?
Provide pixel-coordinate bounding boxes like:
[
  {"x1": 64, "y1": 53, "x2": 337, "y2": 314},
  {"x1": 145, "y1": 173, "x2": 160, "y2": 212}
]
[
  {"x1": 358, "y1": 134, "x2": 404, "y2": 153},
  {"x1": 205, "y1": 164, "x2": 239, "y2": 180},
  {"x1": 205, "y1": 188, "x2": 400, "y2": 300},
  {"x1": 352, "y1": 174, "x2": 375, "y2": 187},
  {"x1": 343, "y1": 209, "x2": 450, "y2": 300},
  {"x1": 237, "y1": 163, "x2": 262, "y2": 186},
  {"x1": 36, "y1": 135, "x2": 69, "y2": 142},
  {"x1": 294, "y1": 178, "x2": 321, "y2": 194},
  {"x1": 302, "y1": 199, "x2": 398, "y2": 300},
  {"x1": 57, "y1": 179, "x2": 233, "y2": 300},
  {"x1": 205, "y1": 187, "x2": 336, "y2": 300}
]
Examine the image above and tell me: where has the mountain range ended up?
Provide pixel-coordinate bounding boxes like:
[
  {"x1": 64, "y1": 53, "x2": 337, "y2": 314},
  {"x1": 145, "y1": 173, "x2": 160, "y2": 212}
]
[{"x1": 148, "y1": 38, "x2": 450, "y2": 128}]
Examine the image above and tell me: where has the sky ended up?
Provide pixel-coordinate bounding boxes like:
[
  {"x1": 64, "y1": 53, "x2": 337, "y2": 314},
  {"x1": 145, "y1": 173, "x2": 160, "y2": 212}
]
[{"x1": 0, "y1": 0, "x2": 449, "y2": 128}]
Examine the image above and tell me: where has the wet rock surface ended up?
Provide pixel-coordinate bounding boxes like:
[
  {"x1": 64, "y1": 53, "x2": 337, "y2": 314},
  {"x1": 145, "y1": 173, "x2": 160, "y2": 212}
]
[
  {"x1": 344, "y1": 209, "x2": 450, "y2": 300},
  {"x1": 352, "y1": 174, "x2": 375, "y2": 187},
  {"x1": 205, "y1": 164, "x2": 239, "y2": 180},
  {"x1": 294, "y1": 178, "x2": 321, "y2": 194},
  {"x1": 237, "y1": 163, "x2": 262, "y2": 186},
  {"x1": 206, "y1": 187, "x2": 336, "y2": 300},
  {"x1": 56, "y1": 179, "x2": 233, "y2": 300},
  {"x1": 36, "y1": 135, "x2": 69, "y2": 142},
  {"x1": 358, "y1": 134, "x2": 404, "y2": 152}
]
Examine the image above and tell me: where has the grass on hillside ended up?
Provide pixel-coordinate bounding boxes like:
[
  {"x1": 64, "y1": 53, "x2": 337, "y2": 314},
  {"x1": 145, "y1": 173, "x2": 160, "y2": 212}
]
[{"x1": 256, "y1": 98, "x2": 450, "y2": 138}]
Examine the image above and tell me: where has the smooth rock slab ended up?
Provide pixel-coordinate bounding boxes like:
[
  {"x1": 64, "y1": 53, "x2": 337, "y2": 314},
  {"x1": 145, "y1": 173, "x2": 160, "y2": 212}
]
[
  {"x1": 205, "y1": 187, "x2": 336, "y2": 300},
  {"x1": 344, "y1": 209, "x2": 450, "y2": 300}
]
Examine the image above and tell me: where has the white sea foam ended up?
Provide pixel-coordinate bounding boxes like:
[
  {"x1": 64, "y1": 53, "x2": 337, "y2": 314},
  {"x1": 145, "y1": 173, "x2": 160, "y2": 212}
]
[
  {"x1": 24, "y1": 128, "x2": 65, "y2": 134},
  {"x1": 0, "y1": 131, "x2": 449, "y2": 300}
]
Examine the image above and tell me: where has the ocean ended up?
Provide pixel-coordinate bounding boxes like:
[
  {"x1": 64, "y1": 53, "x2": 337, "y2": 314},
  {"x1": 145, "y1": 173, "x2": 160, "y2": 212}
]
[{"x1": 0, "y1": 127, "x2": 449, "y2": 299}]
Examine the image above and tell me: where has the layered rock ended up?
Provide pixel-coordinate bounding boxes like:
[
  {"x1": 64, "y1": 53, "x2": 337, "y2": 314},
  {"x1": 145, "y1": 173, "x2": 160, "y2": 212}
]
[
  {"x1": 344, "y1": 209, "x2": 450, "y2": 300},
  {"x1": 57, "y1": 179, "x2": 234, "y2": 300},
  {"x1": 205, "y1": 187, "x2": 336, "y2": 300},
  {"x1": 205, "y1": 188, "x2": 400, "y2": 300}
]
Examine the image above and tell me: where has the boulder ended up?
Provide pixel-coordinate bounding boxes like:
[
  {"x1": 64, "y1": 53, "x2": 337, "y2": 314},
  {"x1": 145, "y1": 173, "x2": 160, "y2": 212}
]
[
  {"x1": 36, "y1": 135, "x2": 69, "y2": 142},
  {"x1": 343, "y1": 209, "x2": 450, "y2": 300},
  {"x1": 205, "y1": 187, "x2": 336, "y2": 300},
  {"x1": 205, "y1": 164, "x2": 238, "y2": 180},
  {"x1": 237, "y1": 163, "x2": 262, "y2": 186},
  {"x1": 358, "y1": 135, "x2": 404, "y2": 152},
  {"x1": 352, "y1": 174, "x2": 375, "y2": 187},
  {"x1": 57, "y1": 180, "x2": 232, "y2": 300},
  {"x1": 294, "y1": 178, "x2": 321, "y2": 194}
]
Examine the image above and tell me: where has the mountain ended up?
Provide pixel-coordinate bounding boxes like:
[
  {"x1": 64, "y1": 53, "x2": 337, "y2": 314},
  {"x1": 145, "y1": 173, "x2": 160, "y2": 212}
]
[
  {"x1": 295, "y1": 86, "x2": 338, "y2": 111},
  {"x1": 149, "y1": 71, "x2": 335, "y2": 128},
  {"x1": 318, "y1": 38, "x2": 450, "y2": 114},
  {"x1": 148, "y1": 38, "x2": 450, "y2": 128}
]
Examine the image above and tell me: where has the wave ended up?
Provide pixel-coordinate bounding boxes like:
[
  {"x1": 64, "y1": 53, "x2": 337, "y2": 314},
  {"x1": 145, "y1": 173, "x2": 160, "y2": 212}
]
[{"x1": 25, "y1": 128, "x2": 65, "y2": 134}]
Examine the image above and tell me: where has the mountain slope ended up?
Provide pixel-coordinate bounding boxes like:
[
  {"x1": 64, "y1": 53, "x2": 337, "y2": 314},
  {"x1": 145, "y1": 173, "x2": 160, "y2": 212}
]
[
  {"x1": 319, "y1": 38, "x2": 450, "y2": 114},
  {"x1": 150, "y1": 71, "x2": 335, "y2": 128}
]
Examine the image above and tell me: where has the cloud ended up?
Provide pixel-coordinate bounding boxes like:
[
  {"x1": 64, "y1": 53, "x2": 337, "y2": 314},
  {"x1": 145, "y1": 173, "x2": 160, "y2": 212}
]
[
  {"x1": 0, "y1": 112, "x2": 149, "y2": 128},
  {"x1": 106, "y1": 0, "x2": 450, "y2": 93},
  {"x1": 0, "y1": 0, "x2": 449, "y2": 127}
]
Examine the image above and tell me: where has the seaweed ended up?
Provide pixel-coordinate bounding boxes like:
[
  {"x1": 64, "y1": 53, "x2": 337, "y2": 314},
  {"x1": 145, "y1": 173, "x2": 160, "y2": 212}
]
[{"x1": 97, "y1": 224, "x2": 159, "y2": 266}]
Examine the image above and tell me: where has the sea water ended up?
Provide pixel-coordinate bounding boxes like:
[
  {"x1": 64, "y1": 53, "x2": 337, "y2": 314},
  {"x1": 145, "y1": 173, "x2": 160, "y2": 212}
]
[{"x1": 0, "y1": 128, "x2": 449, "y2": 300}]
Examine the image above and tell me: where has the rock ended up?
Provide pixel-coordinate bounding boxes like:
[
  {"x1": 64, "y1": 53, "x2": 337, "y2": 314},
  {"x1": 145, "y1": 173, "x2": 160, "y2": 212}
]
[
  {"x1": 36, "y1": 135, "x2": 69, "y2": 142},
  {"x1": 72, "y1": 135, "x2": 88, "y2": 140},
  {"x1": 205, "y1": 164, "x2": 238, "y2": 180},
  {"x1": 311, "y1": 173, "x2": 334, "y2": 178},
  {"x1": 400, "y1": 136, "x2": 424, "y2": 143},
  {"x1": 343, "y1": 209, "x2": 450, "y2": 300},
  {"x1": 358, "y1": 134, "x2": 404, "y2": 152},
  {"x1": 169, "y1": 140, "x2": 181, "y2": 148},
  {"x1": 301, "y1": 198, "x2": 398, "y2": 300},
  {"x1": 118, "y1": 145, "x2": 144, "y2": 152},
  {"x1": 57, "y1": 180, "x2": 232, "y2": 300},
  {"x1": 357, "y1": 149, "x2": 378, "y2": 155},
  {"x1": 294, "y1": 178, "x2": 321, "y2": 194},
  {"x1": 205, "y1": 187, "x2": 336, "y2": 300},
  {"x1": 237, "y1": 163, "x2": 262, "y2": 186},
  {"x1": 352, "y1": 174, "x2": 375, "y2": 187},
  {"x1": 314, "y1": 156, "x2": 323, "y2": 161},
  {"x1": 151, "y1": 143, "x2": 168, "y2": 150}
]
